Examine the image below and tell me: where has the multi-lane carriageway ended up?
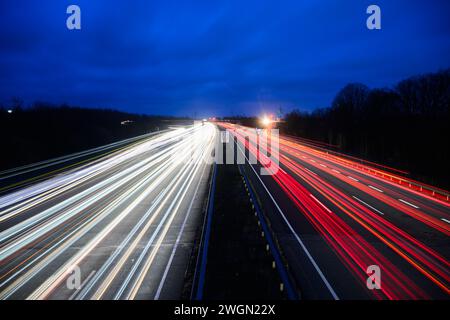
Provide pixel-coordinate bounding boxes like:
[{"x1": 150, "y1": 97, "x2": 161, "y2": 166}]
[
  {"x1": 0, "y1": 125, "x2": 215, "y2": 299},
  {"x1": 219, "y1": 122, "x2": 449, "y2": 299},
  {"x1": 0, "y1": 122, "x2": 448, "y2": 299}
]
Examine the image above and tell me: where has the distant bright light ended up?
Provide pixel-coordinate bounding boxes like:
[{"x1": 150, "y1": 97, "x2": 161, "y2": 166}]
[
  {"x1": 261, "y1": 116, "x2": 271, "y2": 126},
  {"x1": 7, "y1": 109, "x2": 13, "y2": 114},
  {"x1": 202, "y1": 118, "x2": 207, "y2": 122}
]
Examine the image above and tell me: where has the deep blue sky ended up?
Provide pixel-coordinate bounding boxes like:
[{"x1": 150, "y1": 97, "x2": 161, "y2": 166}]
[{"x1": 1, "y1": 1, "x2": 449, "y2": 117}]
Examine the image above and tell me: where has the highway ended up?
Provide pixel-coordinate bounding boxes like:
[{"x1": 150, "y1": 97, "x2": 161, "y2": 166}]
[
  {"x1": 0, "y1": 124, "x2": 216, "y2": 300},
  {"x1": 1, "y1": 120, "x2": 448, "y2": 300},
  {"x1": 219, "y1": 123, "x2": 449, "y2": 300}
]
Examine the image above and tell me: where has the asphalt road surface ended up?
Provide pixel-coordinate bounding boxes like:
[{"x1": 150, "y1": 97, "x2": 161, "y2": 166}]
[
  {"x1": 0, "y1": 124, "x2": 216, "y2": 300},
  {"x1": 220, "y1": 122, "x2": 449, "y2": 300},
  {"x1": 1, "y1": 121, "x2": 448, "y2": 300}
]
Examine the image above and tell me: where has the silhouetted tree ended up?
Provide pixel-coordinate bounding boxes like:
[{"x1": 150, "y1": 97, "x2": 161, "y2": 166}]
[
  {"x1": 0, "y1": 103, "x2": 188, "y2": 171},
  {"x1": 283, "y1": 69, "x2": 450, "y2": 189}
]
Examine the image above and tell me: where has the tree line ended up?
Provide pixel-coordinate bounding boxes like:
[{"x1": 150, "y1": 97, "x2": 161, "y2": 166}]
[
  {"x1": 282, "y1": 69, "x2": 450, "y2": 189},
  {"x1": 0, "y1": 102, "x2": 187, "y2": 171}
]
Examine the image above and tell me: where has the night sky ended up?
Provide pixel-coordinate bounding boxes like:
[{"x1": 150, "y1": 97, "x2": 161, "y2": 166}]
[{"x1": 1, "y1": 1, "x2": 449, "y2": 117}]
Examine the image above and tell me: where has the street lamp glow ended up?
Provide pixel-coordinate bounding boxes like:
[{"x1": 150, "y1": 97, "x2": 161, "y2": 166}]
[
  {"x1": 7, "y1": 109, "x2": 13, "y2": 114},
  {"x1": 261, "y1": 116, "x2": 271, "y2": 127}
]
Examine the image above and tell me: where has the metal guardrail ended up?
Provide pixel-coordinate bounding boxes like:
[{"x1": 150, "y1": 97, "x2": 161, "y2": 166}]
[
  {"x1": 0, "y1": 129, "x2": 171, "y2": 179},
  {"x1": 191, "y1": 162, "x2": 217, "y2": 300},
  {"x1": 239, "y1": 164, "x2": 299, "y2": 300},
  {"x1": 283, "y1": 135, "x2": 450, "y2": 202}
]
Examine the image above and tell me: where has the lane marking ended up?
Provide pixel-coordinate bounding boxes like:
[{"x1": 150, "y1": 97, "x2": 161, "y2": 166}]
[
  {"x1": 125, "y1": 127, "x2": 217, "y2": 300},
  {"x1": 348, "y1": 176, "x2": 359, "y2": 182},
  {"x1": 242, "y1": 168, "x2": 298, "y2": 300},
  {"x1": 235, "y1": 142, "x2": 339, "y2": 300},
  {"x1": 320, "y1": 164, "x2": 327, "y2": 168},
  {"x1": 21, "y1": 128, "x2": 210, "y2": 300},
  {"x1": 352, "y1": 196, "x2": 384, "y2": 215},
  {"x1": 117, "y1": 133, "x2": 214, "y2": 300},
  {"x1": 398, "y1": 199, "x2": 419, "y2": 209},
  {"x1": 310, "y1": 159, "x2": 316, "y2": 163},
  {"x1": 69, "y1": 270, "x2": 96, "y2": 300},
  {"x1": 0, "y1": 131, "x2": 167, "y2": 181},
  {"x1": 151, "y1": 188, "x2": 166, "y2": 204},
  {"x1": 310, "y1": 194, "x2": 332, "y2": 213},
  {"x1": 332, "y1": 169, "x2": 341, "y2": 174},
  {"x1": 368, "y1": 185, "x2": 384, "y2": 193},
  {"x1": 305, "y1": 168, "x2": 317, "y2": 176},
  {"x1": 155, "y1": 161, "x2": 209, "y2": 300},
  {"x1": 76, "y1": 186, "x2": 170, "y2": 300},
  {"x1": 441, "y1": 218, "x2": 450, "y2": 224}
]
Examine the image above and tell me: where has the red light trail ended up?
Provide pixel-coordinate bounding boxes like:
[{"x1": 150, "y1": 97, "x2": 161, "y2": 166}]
[{"x1": 220, "y1": 122, "x2": 450, "y2": 299}]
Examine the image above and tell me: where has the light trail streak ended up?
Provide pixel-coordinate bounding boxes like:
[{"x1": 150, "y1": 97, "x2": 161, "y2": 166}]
[
  {"x1": 232, "y1": 138, "x2": 339, "y2": 300},
  {"x1": 0, "y1": 131, "x2": 168, "y2": 181},
  {"x1": 153, "y1": 160, "x2": 209, "y2": 300},
  {"x1": 276, "y1": 133, "x2": 450, "y2": 233},
  {"x1": 220, "y1": 122, "x2": 449, "y2": 299},
  {"x1": 0, "y1": 124, "x2": 216, "y2": 300},
  {"x1": 0, "y1": 137, "x2": 188, "y2": 258}
]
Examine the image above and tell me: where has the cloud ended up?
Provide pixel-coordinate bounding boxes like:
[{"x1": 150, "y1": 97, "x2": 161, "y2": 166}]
[{"x1": 1, "y1": 0, "x2": 449, "y2": 116}]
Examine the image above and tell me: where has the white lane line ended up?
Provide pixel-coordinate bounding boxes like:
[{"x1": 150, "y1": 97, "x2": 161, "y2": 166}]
[
  {"x1": 0, "y1": 128, "x2": 207, "y2": 300},
  {"x1": 154, "y1": 162, "x2": 209, "y2": 299},
  {"x1": 398, "y1": 199, "x2": 419, "y2": 209},
  {"x1": 348, "y1": 176, "x2": 359, "y2": 182},
  {"x1": 24, "y1": 129, "x2": 210, "y2": 300},
  {"x1": 352, "y1": 196, "x2": 384, "y2": 215},
  {"x1": 368, "y1": 185, "x2": 384, "y2": 193},
  {"x1": 320, "y1": 164, "x2": 327, "y2": 168},
  {"x1": 310, "y1": 159, "x2": 316, "y2": 163},
  {"x1": 69, "y1": 270, "x2": 96, "y2": 300},
  {"x1": 124, "y1": 127, "x2": 217, "y2": 300},
  {"x1": 441, "y1": 218, "x2": 450, "y2": 224},
  {"x1": 236, "y1": 143, "x2": 339, "y2": 300},
  {"x1": 75, "y1": 188, "x2": 169, "y2": 300},
  {"x1": 310, "y1": 194, "x2": 332, "y2": 213},
  {"x1": 332, "y1": 169, "x2": 341, "y2": 174},
  {"x1": 305, "y1": 168, "x2": 317, "y2": 176},
  {"x1": 0, "y1": 130, "x2": 169, "y2": 181},
  {"x1": 151, "y1": 188, "x2": 166, "y2": 204},
  {"x1": 0, "y1": 141, "x2": 183, "y2": 256}
]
